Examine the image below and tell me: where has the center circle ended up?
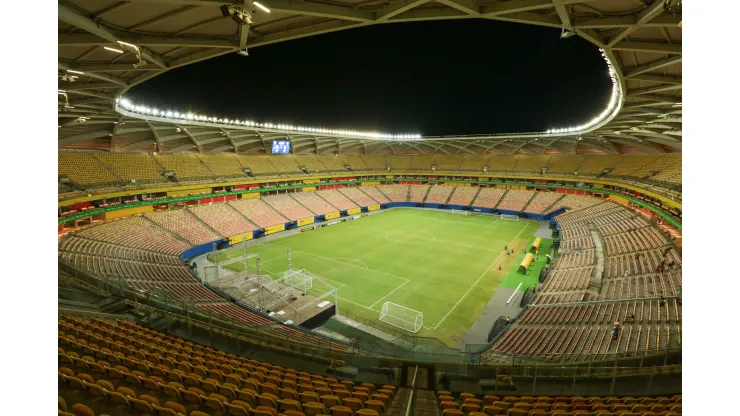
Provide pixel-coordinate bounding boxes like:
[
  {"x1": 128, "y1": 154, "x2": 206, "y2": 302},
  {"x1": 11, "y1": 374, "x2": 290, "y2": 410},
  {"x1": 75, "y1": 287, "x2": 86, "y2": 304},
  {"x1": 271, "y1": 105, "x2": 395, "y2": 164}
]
[{"x1": 384, "y1": 230, "x2": 436, "y2": 244}]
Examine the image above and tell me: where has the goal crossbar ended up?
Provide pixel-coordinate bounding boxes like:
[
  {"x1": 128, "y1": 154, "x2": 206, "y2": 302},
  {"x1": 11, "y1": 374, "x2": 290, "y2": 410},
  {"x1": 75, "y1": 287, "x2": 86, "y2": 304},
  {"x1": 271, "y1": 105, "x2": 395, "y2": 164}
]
[{"x1": 499, "y1": 214, "x2": 519, "y2": 221}]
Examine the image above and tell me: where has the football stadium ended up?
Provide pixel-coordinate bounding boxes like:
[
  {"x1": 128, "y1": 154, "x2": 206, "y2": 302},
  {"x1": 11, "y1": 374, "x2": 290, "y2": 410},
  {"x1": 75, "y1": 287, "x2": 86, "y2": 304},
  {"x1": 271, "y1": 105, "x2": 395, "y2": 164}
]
[{"x1": 56, "y1": 1, "x2": 685, "y2": 416}]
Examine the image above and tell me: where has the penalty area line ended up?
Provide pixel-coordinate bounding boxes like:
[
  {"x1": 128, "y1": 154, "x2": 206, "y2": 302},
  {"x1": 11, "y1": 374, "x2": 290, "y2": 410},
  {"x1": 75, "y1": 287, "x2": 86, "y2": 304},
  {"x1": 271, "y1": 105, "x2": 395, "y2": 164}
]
[{"x1": 369, "y1": 280, "x2": 411, "y2": 308}]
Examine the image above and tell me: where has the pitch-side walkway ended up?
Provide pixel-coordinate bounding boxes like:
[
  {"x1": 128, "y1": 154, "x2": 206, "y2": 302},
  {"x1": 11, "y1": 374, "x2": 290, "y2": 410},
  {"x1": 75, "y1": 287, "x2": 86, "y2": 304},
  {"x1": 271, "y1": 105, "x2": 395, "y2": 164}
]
[{"x1": 455, "y1": 287, "x2": 523, "y2": 349}]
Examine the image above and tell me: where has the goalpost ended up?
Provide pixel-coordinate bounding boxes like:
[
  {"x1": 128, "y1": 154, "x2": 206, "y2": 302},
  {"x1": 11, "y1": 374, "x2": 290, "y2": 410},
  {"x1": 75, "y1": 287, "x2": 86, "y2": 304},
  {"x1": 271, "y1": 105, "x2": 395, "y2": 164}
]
[
  {"x1": 379, "y1": 302, "x2": 423, "y2": 333},
  {"x1": 450, "y1": 209, "x2": 468, "y2": 216},
  {"x1": 499, "y1": 214, "x2": 519, "y2": 221}
]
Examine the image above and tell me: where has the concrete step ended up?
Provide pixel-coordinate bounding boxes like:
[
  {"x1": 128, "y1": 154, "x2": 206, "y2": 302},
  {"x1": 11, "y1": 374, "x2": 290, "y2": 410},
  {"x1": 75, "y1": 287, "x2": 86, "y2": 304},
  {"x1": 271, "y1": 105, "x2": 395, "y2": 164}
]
[
  {"x1": 386, "y1": 387, "x2": 411, "y2": 416},
  {"x1": 414, "y1": 389, "x2": 441, "y2": 416}
]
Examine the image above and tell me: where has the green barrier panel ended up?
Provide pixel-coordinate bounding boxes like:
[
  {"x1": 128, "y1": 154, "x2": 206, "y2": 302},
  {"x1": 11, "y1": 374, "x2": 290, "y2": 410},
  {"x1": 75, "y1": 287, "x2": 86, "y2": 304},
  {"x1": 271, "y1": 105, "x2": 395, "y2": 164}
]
[{"x1": 59, "y1": 179, "x2": 681, "y2": 230}]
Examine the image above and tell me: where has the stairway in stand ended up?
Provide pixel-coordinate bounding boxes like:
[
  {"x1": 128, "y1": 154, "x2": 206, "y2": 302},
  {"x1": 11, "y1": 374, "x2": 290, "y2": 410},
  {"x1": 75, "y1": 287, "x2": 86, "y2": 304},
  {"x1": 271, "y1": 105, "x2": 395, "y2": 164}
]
[
  {"x1": 385, "y1": 387, "x2": 411, "y2": 416},
  {"x1": 414, "y1": 389, "x2": 442, "y2": 416}
]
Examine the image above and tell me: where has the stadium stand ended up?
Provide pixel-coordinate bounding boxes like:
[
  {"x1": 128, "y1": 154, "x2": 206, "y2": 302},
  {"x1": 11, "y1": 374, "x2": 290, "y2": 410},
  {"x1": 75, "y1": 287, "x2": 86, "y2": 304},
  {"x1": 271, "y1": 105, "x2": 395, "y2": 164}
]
[
  {"x1": 154, "y1": 155, "x2": 214, "y2": 179},
  {"x1": 459, "y1": 156, "x2": 490, "y2": 171},
  {"x1": 575, "y1": 155, "x2": 623, "y2": 175},
  {"x1": 59, "y1": 152, "x2": 120, "y2": 186},
  {"x1": 546, "y1": 155, "x2": 587, "y2": 174},
  {"x1": 293, "y1": 155, "x2": 329, "y2": 172},
  {"x1": 291, "y1": 191, "x2": 339, "y2": 215},
  {"x1": 431, "y1": 390, "x2": 682, "y2": 415},
  {"x1": 316, "y1": 189, "x2": 360, "y2": 211},
  {"x1": 408, "y1": 185, "x2": 431, "y2": 203},
  {"x1": 317, "y1": 155, "x2": 347, "y2": 172},
  {"x1": 488, "y1": 156, "x2": 518, "y2": 172},
  {"x1": 338, "y1": 156, "x2": 366, "y2": 170},
  {"x1": 263, "y1": 194, "x2": 314, "y2": 220},
  {"x1": 470, "y1": 188, "x2": 506, "y2": 208},
  {"x1": 513, "y1": 155, "x2": 550, "y2": 173},
  {"x1": 94, "y1": 153, "x2": 165, "y2": 183},
  {"x1": 76, "y1": 217, "x2": 192, "y2": 255},
  {"x1": 410, "y1": 156, "x2": 436, "y2": 170},
  {"x1": 198, "y1": 155, "x2": 246, "y2": 177},
  {"x1": 144, "y1": 210, "x2": 221, "y2": 244},
  {"x1": 545, "y1": 194, "x2": 603, "y2": 214},
  {"x1": 267, "y1": 156, "x2": 302, "y2": 175},
  {"x1": 189, "y1": 203, "x2": 258, "y2": 237},
  {"x1": 446, "y1": 186, "x2": 478, "y2": 206},
  {"x1": 496, "y1": 190, "x2": 536, "y2": 211},
  {"x1": 337, "y1": 187, "x2": 379, "y2": 207},
  {"x1": 384, "y1": 156, "x2": 410, "y2": 171},
  {"x1": 424, "y1": 185, "x2": 455, "y2": 204},
  {"x1": 436, "y1": 156, "x2": 461, "y2": 171},
  {"x1": 523, "y1": 192, "x2": 564, "y2": 214},
  {"x1": 58, "y1": 315, "x2": 381, "y2": 416},
  {"x1": 228, "y1": 198, "x2": 287, "y2": 228},
  {"x1": 360, "y1": 156, "x2": 387, "y2": 171},
  {"x1": 360, "y1": 186, "x2": 392, "y2": 204},
  {"x1": 376, "y1": 185, "x2": 409, "y2": 202},
  {"x1": 235, "y1": 155, "x2": 278, "y2": 176},
  {"x1": 608, "y1": 156, "x2": 663, "y2": 178}
]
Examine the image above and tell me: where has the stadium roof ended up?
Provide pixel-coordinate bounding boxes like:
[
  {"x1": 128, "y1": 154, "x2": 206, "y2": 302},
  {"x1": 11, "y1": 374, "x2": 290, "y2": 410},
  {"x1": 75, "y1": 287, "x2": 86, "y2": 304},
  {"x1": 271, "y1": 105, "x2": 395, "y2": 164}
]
[{"x1": 58, "y1": 0, "x2": 682, "y2": 155}]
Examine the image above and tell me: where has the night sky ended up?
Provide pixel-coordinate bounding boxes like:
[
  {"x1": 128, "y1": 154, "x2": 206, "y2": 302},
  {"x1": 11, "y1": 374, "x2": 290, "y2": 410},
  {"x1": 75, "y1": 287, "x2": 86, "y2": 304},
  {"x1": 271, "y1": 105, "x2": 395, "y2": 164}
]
[{"x1": 128, "y1": 20, "x2": 612, "y2": 137}]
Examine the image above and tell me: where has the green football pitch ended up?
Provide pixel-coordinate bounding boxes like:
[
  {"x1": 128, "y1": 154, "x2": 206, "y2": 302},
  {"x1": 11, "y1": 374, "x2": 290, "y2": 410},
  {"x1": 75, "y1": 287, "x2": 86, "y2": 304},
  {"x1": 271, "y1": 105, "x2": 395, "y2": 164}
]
[{"x1": 207, "y1": 208, "x2": 547, "y2": 346}]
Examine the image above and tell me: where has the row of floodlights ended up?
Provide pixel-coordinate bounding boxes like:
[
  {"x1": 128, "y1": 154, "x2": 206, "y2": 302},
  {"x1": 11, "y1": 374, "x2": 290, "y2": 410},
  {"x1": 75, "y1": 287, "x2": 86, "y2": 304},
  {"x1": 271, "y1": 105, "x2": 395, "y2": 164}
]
[
  {"x1": 545, "y1": 49, "x2": 623, "y2": 135},
  {"x1": 117, "y1": 98, "x2": 423, "y2": 140}
]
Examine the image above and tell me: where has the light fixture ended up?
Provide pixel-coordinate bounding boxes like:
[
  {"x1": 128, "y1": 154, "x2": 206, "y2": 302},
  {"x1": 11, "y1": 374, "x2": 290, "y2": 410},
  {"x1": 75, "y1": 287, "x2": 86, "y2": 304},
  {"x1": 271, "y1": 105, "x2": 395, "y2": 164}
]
[
  {"x1": 117, "y1": 41, "x2": 138, "y2": 50},
  {"x1": 253, "y1": 1, "x2": 271, "y2": 12},
  {"x1": 104, "y1": 46, "x2": 124, "y2": 53},
  {"x1": 67, "y1": 69, "x2": 85, "y2": 75}
]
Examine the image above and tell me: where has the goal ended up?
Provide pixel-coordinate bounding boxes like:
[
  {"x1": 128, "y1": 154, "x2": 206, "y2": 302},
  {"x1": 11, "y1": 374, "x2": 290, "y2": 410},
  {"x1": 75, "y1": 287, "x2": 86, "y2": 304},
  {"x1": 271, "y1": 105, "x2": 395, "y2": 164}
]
[
  {"x1": 379, "y1": 302, "x2": 423, "y2": 333},
  {"x1": 450, "y1": 209, "x2": 468, "y2": 216},
  {"x1": 499, "y1": 214, "x2": 519, "y2": 221}
]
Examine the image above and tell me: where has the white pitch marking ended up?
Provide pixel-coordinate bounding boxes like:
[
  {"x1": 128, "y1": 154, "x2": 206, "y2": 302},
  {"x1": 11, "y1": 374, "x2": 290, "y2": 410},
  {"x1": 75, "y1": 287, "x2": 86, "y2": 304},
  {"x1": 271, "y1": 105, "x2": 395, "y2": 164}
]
[
  {"x1": 369, "y1": 280, "x2": 411, "y2": 308},
  {"x1": 429, "y1": 223, "x2": 530, "y2": 331},
  {"x1": 337, "y1": 296, "x2": 381, "y2": 313},
  {"x1": 295, "y1": 250, "x2": 409, "y2": 283}
]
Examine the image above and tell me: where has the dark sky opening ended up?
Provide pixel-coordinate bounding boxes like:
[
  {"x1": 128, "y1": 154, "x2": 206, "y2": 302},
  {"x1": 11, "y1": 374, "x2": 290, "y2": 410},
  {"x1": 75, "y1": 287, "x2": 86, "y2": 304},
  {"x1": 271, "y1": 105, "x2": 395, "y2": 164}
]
[{"x1": 128, "y1": 20, "x2": 612, "y2": 137}]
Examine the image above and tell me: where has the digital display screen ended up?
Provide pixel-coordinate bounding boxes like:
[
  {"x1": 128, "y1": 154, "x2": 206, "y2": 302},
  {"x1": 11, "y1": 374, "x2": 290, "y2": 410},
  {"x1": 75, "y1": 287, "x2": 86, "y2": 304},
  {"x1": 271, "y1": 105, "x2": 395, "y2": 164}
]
[{"x1": 271, "y1": 140, "x2": 291, "y2": 154}]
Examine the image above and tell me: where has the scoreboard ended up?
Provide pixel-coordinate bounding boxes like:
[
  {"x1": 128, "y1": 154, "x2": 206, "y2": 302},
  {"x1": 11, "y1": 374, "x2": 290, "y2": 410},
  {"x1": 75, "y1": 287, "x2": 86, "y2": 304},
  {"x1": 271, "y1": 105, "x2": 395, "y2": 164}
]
[{"x1": 271, "y1": 140, "x2": 291, "y2": 154}]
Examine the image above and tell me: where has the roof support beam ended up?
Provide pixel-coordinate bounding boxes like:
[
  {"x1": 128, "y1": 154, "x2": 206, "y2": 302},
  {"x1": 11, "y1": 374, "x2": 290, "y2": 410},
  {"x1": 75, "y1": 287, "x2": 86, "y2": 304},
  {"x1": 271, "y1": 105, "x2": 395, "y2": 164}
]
[
  {"x1": 267, "y1": 0, "x2": 374, "y2": 23},
  {"x1": 553, "y1": 0, "x2": 572, "y2": 28},
  {"x1": 120, "y1": 139, "x2": 157, "y2": 152},
  {"x1": 376, "y1": 0, "x2": 430, "y2": 22},
  {"x1": 208, "y1": 145, "x2": 233, "y2": 153},
  {"x1": 58, "y1": 62, "x2": 128, "y2": 86},
  {"x1": 630, "y1": 94, "x2": 681, "y2": 104},
  {"x1": 627, "y1": 74, "x2": 682, "y2": 84},
  {"x1": 606, "y1": 1, "x2": 664, "y2": 47},
  {"x1": 611, "y1": 41, "x2": 682, "y2": 55},
  {"x1": 435, "y1": 0, "x2": 480, "y2": 16},
  {"x1": 59, "y1": 33, "x2": 237, "y2": 48},
  {"x1": 58, "y1": 2, "x2": 167, "y2": 69},
  {"x1": 629, "y1": 84, "x2": 682, "y2": 96},
  {"x1": 624, "y1": 56, "x2": 682, "y2": 78}
]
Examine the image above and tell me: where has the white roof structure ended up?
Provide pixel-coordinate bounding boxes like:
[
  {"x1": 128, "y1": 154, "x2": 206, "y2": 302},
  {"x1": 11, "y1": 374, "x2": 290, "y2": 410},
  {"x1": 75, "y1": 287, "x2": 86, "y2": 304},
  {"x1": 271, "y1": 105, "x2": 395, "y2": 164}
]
[{"x1": 58, "y1": 0, "x2": 681, "y2": 155}]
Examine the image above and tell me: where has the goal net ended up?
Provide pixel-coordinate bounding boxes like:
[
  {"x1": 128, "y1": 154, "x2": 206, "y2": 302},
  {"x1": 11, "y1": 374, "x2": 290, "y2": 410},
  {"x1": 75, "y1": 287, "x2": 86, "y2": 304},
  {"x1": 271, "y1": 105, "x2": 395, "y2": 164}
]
[
  {"x1": 379, "y1": 302, "x2": 423, "y2": 333},
  {"x1": 450, "y1": 209, "x2": 468, "y2": 216},
  {"x1": 499, "y1": 214, "x2": 519, "y2": 221}
]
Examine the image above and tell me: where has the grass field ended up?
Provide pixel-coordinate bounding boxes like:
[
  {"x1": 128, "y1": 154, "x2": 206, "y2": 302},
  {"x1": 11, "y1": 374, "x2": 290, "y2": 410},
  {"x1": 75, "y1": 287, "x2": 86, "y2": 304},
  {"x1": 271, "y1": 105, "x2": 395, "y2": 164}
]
[{"x1": 207, "y1": 208, "x2": 542, "y2": 346}]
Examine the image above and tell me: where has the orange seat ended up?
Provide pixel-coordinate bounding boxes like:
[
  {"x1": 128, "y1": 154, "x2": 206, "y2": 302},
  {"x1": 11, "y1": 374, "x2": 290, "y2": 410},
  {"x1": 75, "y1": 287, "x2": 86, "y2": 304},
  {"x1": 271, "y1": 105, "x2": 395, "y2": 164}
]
[
  {"x1": 70, "y1": 404, "x2": 95, "y2": 416},
  {"x1": 330, "y1": 405, "x2": 355, "y2": 416},
  {"x1": 303, "y1": 401, "x2": 328, "y2": 416},
  {"x1": 356, "y1": 409, "x2": 380, "y2": 416},
  {"x1": 442, "y1": 409, "x2": 464, "y2": 416},
  {"x1": 364, "y1": 399, "x2": 385, "y2": 413},
  {"x1": 343, "y1": 397, "x2": 364, "y2": 413}
]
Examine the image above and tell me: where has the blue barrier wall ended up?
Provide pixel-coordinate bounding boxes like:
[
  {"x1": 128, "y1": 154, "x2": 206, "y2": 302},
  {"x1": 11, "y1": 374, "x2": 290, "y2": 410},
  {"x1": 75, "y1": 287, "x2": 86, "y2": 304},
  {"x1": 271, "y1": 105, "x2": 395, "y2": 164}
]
[
  {"x1": 423, "y1": 203, "x2": 444, "y2": 209},
  {"x1": 446, "y1": 204, "x2": 469, "y2": 210},
  {"x1": 181, "y1": 239, "x2": 222, "y2": 260},
  {"x1": 470, "y1": 206, "x2": 495, "y2": 214},
  {"x1": 386, "y1": 202, "x2": 417, "y2": 208},
  {"x1": 498, "y1": 209, "x2": 520, "y2": 216}
]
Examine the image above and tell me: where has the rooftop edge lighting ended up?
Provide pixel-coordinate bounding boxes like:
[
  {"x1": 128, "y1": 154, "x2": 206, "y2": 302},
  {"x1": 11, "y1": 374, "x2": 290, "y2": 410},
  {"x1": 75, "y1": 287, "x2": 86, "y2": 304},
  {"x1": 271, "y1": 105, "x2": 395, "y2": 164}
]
[
  {"x1": 104, "y1": 46, "x2": 124, "y2": 53},
  {"x1": 253, "y1": 2, "x2": 271, "y2": 13},
  {"x1": 116, "y1": 97, "x2": 423, "y2": 140},
  {"x1": 544, "y1": 49, "x2": 623, "y2": 136}
]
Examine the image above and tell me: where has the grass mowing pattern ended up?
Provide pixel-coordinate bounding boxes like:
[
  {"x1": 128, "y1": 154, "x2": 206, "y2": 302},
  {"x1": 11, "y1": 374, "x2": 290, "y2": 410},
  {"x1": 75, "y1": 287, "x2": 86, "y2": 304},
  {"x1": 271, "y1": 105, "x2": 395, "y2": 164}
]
[{"x1": 208, "y1": 208, "x2": 538, "y2": 346}]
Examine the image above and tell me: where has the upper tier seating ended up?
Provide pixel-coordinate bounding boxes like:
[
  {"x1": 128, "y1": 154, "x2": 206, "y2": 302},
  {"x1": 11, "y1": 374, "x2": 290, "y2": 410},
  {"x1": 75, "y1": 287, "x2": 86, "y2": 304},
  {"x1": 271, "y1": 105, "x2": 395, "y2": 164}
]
[
  {"x1": 154, "y1": 155, "x2": 213, "y2": 179},
  {"x1": 338, "y1": 156, "x2": 366, "y2": 170},
  {"x1": 546, "y1": 155, "x2": 587, "y2": 174},
  {"x1": 360, "y1": 186, "x2": 392, "y2": 204},
  {"x1": 76, "y1": 217, "x2": 192, "y2": 255},
  {"x1": 408, "y1": 185, "x2": 431, "y2": 203},
  {"x1": 471, "y1": 188, "x2": 506, "y2": 208},
  {"x1": 198, "y1": 154, "x2": 246, "y2": 177},
  {"x1": 263, "y1": 194, "x2": 314, "y2": 220},
  {"x1": 512, "y1": 155, "x2": 550, "y2": 173},
  {"x1": 317, "y1": 154, "x2": 347, "y2": 171},
  {"x1": 267, "y1": 156, "x2": 302, "y2": 175},
  {"x1": 235, "y1": 155, "x2": 278, "y2": 175},
  {"x1": 376, "y1": 185, "x2": 408, "y2": 202},
  {"x1": 496, "y1": 190, "x2": 536, "y2": 211},
  {"x1": 360, "y1": 156, "x2": 386, "y2": 170},
  {"x1": 410, "y1": 156, "x2": 436, "y2": 170},
  {"x1": 487, "y1": 156, "x2": 518, "y2": 172},
  {"x1": 59, "y1": 152, "x2": 119, "y2": 185},
  {"x1": 292, "y1": 191, "x2": 339, "y2": 215},
  {"x1": 94, "y1": 153, "x2": 165, "y2": 183},
  {"x1": 316, "y1": 190, "x2": 359, "y2": 211},
  {"x1": 575, "y1": 155, "x2": 623, "y2": 175},
  {"x1": 189, "y1": 203, "x2": 258, "y2": 237},
  {"x1": 229, "y1": 198, "x2": 287, "y2": 228},
  {"x1": 337, "y1": 187, "x2": 379, "y2": 207},
  {"x1": 424, "y1": 185, "x2": 455, "y2": 204},
  {"x1": 437, "y1": 156, "x2": 461, "y2": 171},
  {"x1": 523, "y1": 192, "x2": 563, "y2": 214},
  {"x1": 458, "y1": 156, "x2": 490, "y2": 171},
  {"x1": 545, "y1": 194, "x2": 603, "y2": 214},
  {"x1": 385, "y1": 156, "x2": 410, "y2": 170},
  {"x1": 446, "y1": 186, "x2": 478, "y2": 206},
  {"x1": 144, "y1": 210, "x2": 221, "y2": 244},
  {"x1": 293, "y1": 155, "x2": 329, "y2": 172}
]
